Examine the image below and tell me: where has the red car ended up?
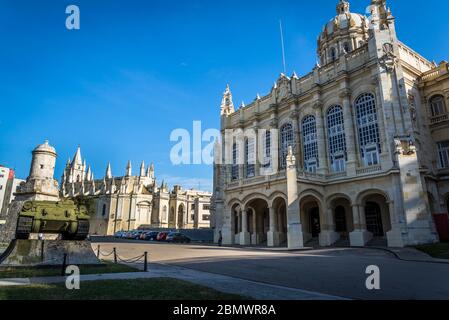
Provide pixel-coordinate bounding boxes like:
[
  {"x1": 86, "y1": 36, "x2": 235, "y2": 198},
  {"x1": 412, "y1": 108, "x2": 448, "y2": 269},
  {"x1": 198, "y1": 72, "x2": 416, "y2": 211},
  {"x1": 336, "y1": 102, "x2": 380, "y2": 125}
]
[{"x1": 156, "y1": 232, "x2": 169, "y2": 241}]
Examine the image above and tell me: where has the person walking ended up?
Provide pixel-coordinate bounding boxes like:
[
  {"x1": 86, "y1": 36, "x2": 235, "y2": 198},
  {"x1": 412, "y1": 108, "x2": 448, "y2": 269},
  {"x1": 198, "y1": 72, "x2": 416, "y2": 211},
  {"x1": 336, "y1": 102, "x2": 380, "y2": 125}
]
[{"x1": 218, "y1": 230, "x2": 223, "y2": 247}]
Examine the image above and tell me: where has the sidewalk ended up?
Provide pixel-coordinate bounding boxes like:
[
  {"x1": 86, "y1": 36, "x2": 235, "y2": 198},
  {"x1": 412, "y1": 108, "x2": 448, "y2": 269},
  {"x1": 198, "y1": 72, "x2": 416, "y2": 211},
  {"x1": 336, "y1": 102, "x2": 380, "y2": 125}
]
[
  {"x1": 232, "y1": 244, "x2": 449, "y2": 264},
  {"x1": 0, "y1": 263, "x2": 347, "y2": 300}
]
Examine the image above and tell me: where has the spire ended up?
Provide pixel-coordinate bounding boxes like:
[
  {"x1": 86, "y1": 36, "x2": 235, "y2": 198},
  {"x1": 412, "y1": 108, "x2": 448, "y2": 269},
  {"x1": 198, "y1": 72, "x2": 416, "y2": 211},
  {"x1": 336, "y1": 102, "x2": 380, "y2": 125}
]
[
  {"x1": 72, "y1": 145, "x2": 82, "y2": 167},
  {"x1": 126, "y1": 160, "x2": 132, "y2": 177},
  {"x1": 140, "y1": 161, "x2": 146, "y2": 177},
  {"x1": 105, "y1": 162, "x2": 112, "y2": 179},
  {"x1": 220, "y1": 84, "x2": 235, "y2": 116},
  {"x1": 147, "y1": 162, "x2": 155, "y2": 178},
  {"x1": 86, "y1": 166, "x2": 92, "y2": 181},
  {"x1": 336, "y1": 0, "x2": 350, "y2": 14}
]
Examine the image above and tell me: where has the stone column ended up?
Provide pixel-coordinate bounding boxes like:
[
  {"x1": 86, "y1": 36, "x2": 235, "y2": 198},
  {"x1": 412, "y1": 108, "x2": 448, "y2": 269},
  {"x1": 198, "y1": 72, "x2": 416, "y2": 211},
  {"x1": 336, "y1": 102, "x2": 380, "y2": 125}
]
[
  {"x1": 386, "y1": 200, "x2": 404, "y2": 248},
  {"x1": 340, "y1": 90, "x2": 357, "y2": 175},
  {"x1": 314, "y1": 102, "x2": 328, "y2": 174},
  {"x1": 239, "y1": 209, "x2": 250, "y2": 245},
  {"x1": 286, "y1": 147, "x2": 304, "y2": 249},
  {"x1": 349, "y1": 204, "x2": 372, "y2": 246},
  {"x1": 291, "y1": 107, "x2": 302, "y2": 169},
  {"x1": 319, "y1": 207, "x2": 340, "y2": 246},
  {"x1": 267, "y1": 206, "x2": 280, "y2": 247}
]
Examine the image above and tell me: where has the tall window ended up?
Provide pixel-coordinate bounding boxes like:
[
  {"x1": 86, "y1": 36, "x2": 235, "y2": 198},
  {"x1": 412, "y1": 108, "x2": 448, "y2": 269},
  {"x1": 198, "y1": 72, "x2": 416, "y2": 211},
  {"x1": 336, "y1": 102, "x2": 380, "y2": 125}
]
[
  {"x1": 330, "y1": 48, "x2": 337, "y2": 61},
  {"x1": 245, "y1": 138, "x2": 255, "y2": 178},
  {"x1": 343, "y1": 42, "x2": 350, "y2": 53},
  {"x1": 231, "y1": 142, "x2": 239, "y2": 180},
  {"x1": 102, "y1": 204, "x2": 107, "y2": 216},
  {"x1": 302, "y1": 115, "x2": 318, "y2": 173},
  {"x1": 356, "y1": 93, "x2": 381, "y2": 166},
  {"x1": 430, "y1": 95, "x2": 446, "y2": 117},
  {"x1": 327, "y1": 105, "x2": 347, "y2": 172},
  {"x1": 262, "y1": 131, "x2": 271, "y2": 168},
  {"x1": 280, "y1": 124, "x2": 294, "y2": 169},
  {"x1": 438, "y1": 140, "x2": 449, "y2": 169}
]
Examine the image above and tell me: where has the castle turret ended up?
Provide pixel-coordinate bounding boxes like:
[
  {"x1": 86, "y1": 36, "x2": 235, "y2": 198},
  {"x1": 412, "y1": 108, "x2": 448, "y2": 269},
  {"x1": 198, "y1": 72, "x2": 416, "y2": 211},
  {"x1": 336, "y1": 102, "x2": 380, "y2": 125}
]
[{"x1": 17, "y1": 140, "x2": 60, "y2": 201}]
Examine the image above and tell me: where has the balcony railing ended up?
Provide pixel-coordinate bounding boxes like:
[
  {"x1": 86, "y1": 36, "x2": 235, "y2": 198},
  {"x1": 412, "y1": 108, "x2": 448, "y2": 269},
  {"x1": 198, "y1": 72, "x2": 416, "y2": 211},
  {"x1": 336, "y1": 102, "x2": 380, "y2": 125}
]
[
  {"x1": 430, "y1": 114, "x2": 449, "y2": 125},
  {"x1": 356, "y1": 165, "x2": 382, "y2": 175}
]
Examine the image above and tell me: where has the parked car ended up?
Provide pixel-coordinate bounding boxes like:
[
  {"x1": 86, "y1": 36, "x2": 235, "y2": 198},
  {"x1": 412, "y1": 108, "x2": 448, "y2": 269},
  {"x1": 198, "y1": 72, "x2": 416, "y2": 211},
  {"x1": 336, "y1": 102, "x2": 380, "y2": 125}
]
[
  {"x1": 166, "y1": 232, "x2": 191, "y2": 243},
  {"x1": 114, "y1": 231, "x2": 126, "y2": 238},
  {"x1": 142, "y1": 231, "x2": 159, "y2": 241},
  {"x1": 156, "y1": 232, "x2": 169, "y2": 241},
  {"x1": 131, "y1": 230, "x2": 145, "y2": 240}
]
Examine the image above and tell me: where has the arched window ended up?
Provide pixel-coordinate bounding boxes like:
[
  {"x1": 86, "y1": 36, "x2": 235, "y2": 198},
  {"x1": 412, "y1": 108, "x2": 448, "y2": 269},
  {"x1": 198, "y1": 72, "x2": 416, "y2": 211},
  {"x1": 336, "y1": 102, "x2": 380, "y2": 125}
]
[
  {"x1": 430, "y1": 95, "x2": 446, "y2": 117},
  {"x1": 356, "y1": 93, "x2": 381, "y2": 166},
  {"x1": 280, "y1": 123, "x2": 294, "y2": 169},
  {"x1": 327, "y1": 105, "x2": 347, "y2": 172},
  {"x1": 302, "y1": 115, "x2": 318, "y2": 173},
  {"x1": 231, "y1": 142, "x2": 239, "y2": 180},
  {"x1": 343, "y1": 42, "x2": 350, "y2": 53},
  {"x1": 245, "y1": 137, "x2": 255, "y2": 178},
  {"x1": 262, "y1": 131, "x2": 272, "y2": 168}
]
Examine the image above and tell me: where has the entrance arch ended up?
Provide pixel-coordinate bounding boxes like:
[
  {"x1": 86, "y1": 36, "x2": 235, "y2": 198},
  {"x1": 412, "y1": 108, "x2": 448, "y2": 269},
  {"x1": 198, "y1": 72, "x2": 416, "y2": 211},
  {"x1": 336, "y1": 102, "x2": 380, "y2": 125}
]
[
  {"x1": 300, "y1": 195, "x2": 324, "y2": 245},
  {"x1": 245, "y1": 198, "x2": 269, "y2": 245},
  {"x1": 271, "y1": 197, "x2": 288, "y2": 246},
  {"x1": 360, "y1": 193, "x2": 392, "y2": 240},
  {"x1": 328, "y1": 196, "x2": 353, "y2": 242}
]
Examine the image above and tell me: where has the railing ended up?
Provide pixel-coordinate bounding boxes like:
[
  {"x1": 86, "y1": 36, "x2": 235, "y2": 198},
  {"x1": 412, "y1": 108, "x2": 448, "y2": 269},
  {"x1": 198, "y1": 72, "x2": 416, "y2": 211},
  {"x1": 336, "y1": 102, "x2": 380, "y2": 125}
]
[
  {"x1": 430, "y1": 114, "x2": 449, "y2": 125},
  {"x1": 356, "y1": 165, "x2": 382, "y2": 175},
  {"x1": 242, "y1": 176, "x2": 265, "y2": 185},
  {"x1": 327, "y1": 171, "x2": 347, "y2": 179},
  {"x1": 227, "y1": 181, "x2": 240, "y2": 188}
]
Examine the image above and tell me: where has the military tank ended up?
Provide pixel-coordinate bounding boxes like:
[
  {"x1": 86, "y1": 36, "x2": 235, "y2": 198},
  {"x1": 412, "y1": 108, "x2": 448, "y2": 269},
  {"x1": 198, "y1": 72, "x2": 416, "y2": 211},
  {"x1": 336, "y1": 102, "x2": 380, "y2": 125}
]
[{"x1": 15, "y1": 198, "x2": 92, "y2": 240}]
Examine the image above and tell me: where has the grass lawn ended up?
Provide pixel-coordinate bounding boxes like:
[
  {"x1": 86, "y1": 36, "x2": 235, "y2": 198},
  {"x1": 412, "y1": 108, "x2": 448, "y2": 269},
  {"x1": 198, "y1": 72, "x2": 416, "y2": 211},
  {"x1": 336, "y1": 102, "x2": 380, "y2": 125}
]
[
  {"x1": 415, "y1": 243, "x2": 449, "y2": 259},
  {"x1": 0, "y1": 261, "x2": 138, "y2": 279},
  {"x1": 0, "y1": 278, "x2": 246, "y2": 300}
]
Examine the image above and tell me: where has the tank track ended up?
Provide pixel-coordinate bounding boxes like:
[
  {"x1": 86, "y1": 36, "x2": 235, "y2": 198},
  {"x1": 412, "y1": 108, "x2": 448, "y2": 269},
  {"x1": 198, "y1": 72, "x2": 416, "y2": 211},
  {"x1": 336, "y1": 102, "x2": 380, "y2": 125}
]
[{"x1": 15, "y1": 216, "x2": 33, "y2": 240}]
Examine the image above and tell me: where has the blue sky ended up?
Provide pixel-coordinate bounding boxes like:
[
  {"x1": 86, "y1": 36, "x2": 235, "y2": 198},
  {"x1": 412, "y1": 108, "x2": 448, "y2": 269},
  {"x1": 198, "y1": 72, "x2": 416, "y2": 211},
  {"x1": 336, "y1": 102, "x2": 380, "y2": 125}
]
[{"x1": 0, "y1": 0, "x2": 448, "y2": 191}]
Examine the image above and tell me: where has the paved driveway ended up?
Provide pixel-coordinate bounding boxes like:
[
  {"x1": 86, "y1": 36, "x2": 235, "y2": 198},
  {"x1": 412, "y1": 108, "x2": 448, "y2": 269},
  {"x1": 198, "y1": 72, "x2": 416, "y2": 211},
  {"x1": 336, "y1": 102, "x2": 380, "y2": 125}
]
[{"x1": 92, "y1": 240, "x2": 449, "y2": 300}]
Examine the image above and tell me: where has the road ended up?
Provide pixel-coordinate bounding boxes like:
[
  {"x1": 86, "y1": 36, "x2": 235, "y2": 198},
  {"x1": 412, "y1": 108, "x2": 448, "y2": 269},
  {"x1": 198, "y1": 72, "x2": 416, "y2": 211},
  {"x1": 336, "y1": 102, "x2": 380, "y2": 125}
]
[{"x1": 92, "y1": 239, "x2": 449, "y2": 300}]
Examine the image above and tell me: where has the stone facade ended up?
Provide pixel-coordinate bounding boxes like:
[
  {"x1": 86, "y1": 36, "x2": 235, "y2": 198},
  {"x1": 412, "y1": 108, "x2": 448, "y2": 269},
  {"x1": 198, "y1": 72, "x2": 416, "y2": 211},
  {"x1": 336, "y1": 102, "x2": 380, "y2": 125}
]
[
  {"x1": 60, "y1": 146, "x2": 212, "y2": 235},
  {"x1": 212, "y1": 0, "x2": 449, "y2": 248}
]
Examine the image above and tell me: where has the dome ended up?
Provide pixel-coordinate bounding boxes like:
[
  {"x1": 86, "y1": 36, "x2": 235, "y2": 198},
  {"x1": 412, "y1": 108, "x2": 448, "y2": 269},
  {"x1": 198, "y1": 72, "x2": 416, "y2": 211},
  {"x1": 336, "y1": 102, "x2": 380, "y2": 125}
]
[
  {"x1": 317, "y1": 0, "x2": 369, "y2": 65},
  {"x1": 33, "y1": 140, "x2": 57, "y2": 155},
  {"x1": 320, "y1": 1, "x2": 368, "y2": 40}
]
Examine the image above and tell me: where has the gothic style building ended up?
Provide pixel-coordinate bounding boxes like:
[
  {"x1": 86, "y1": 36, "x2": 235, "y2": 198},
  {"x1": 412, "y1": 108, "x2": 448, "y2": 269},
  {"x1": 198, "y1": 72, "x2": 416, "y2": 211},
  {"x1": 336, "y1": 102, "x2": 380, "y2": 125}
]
[
  {"x1": 11, "y1": 142, "x2": 211, "y2": 236},
  {"x1": 212, "y1": 0, "x2": 449, "y2": 248},
  {"x1": 60, "y1": 146, "x2": 212, "y2": 235}
]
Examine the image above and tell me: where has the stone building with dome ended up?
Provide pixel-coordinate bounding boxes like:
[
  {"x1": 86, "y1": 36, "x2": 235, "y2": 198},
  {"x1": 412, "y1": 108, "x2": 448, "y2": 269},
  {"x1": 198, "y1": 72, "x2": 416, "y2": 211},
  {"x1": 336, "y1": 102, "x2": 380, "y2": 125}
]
[{"x1": 211, "y1": 0, "x2": 449, "y2": 248}]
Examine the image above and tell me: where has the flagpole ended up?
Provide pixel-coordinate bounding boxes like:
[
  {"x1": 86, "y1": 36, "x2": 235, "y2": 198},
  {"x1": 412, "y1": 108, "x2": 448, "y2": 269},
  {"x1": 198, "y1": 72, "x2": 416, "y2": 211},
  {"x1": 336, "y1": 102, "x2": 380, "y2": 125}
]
[{"x1": 279, "y1": 20, "x2": 287, "y2": 75}]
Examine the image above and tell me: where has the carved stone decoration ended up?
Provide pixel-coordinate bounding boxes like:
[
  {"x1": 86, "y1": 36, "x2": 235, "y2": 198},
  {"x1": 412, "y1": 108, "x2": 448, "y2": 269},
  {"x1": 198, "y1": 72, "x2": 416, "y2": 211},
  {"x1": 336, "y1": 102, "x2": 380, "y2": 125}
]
[
  {"x1": 394, "y1": 135, "x2": 416, "y2": 156},
  {"x1": 379, "y1": 42, "x2": 397, "y2": 72}
]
